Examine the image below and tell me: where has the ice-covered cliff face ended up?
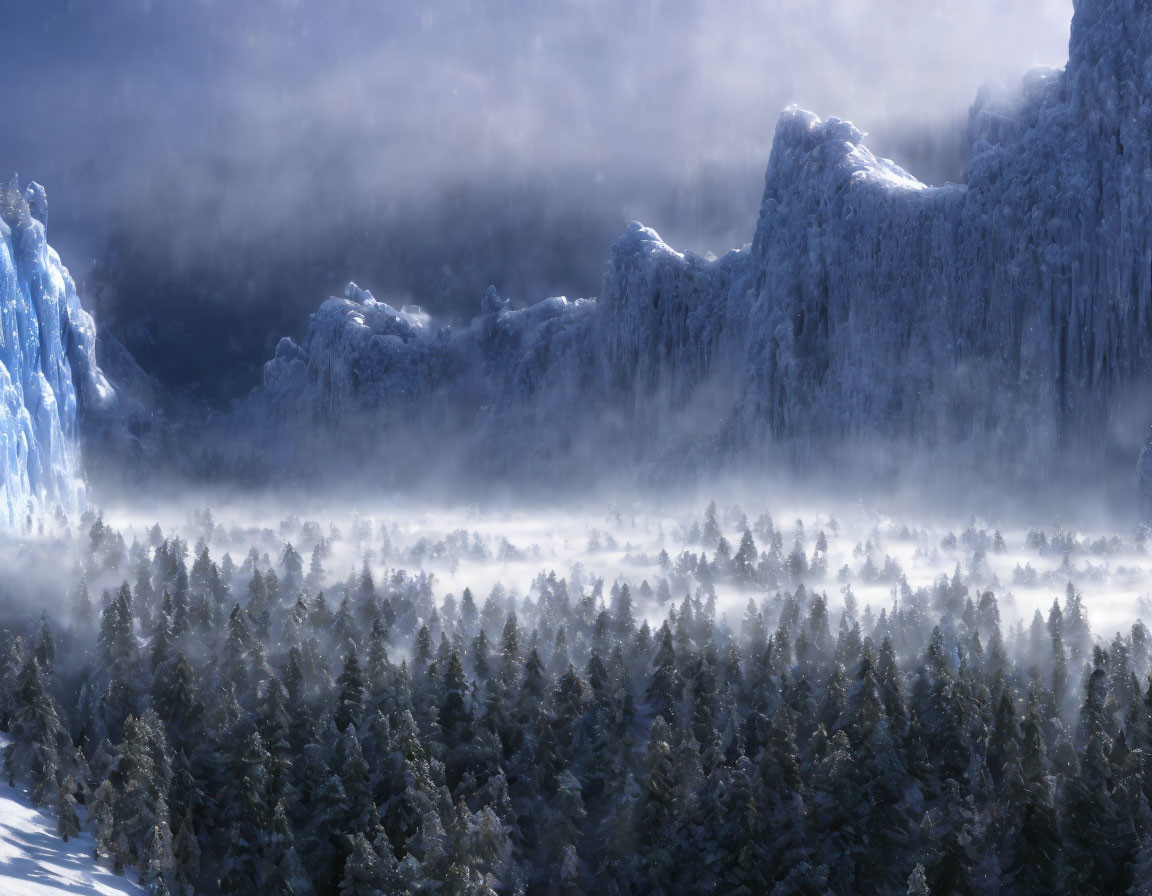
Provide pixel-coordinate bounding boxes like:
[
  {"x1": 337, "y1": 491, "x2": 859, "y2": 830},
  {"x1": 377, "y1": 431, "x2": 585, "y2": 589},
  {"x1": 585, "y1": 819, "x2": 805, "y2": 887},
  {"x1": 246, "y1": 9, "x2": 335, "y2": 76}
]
[
  {"x1": 0, "y1": 179, "x2": 112, "y2": 524},
  {"x1": 246, "y1": 0, "x2": 1152, "y2": 492}
]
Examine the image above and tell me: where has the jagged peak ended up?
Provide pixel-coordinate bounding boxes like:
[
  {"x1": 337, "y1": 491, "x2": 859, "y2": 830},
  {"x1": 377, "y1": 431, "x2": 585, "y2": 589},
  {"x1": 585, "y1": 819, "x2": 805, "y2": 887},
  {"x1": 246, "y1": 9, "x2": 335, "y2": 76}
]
[
  {"x1": 0, "y1": 175, "x2": 30, "y2": 230},
  {"x1": 760, "y1": 107, "x2": 925, "y2": 211},
  {"x1": 611, "y1": 220, "x2": 684, "y2": 265},
  {"x1": 23, "y1": 181, "x2": 47, "y2": 225},
  {"x1": 0, "y1": 177, "x2": 50, "y2": 235},
  {"x1": 482, "y1": 285, "x2": 510, "y2": 315},
  {"x1": 344, "y1": 281, "x2": 375, "y2": 305}
]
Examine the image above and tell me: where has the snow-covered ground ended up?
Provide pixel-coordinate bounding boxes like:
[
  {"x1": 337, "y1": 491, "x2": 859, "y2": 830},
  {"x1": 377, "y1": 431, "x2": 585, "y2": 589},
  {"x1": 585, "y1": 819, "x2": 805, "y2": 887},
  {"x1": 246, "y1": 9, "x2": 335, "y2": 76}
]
[
  {"x1": 0, "y1": 741, "x2": 141, "y2": 896},
  {"x1": 89, "y1": 491, "x2": 1152, "y2": 646}
]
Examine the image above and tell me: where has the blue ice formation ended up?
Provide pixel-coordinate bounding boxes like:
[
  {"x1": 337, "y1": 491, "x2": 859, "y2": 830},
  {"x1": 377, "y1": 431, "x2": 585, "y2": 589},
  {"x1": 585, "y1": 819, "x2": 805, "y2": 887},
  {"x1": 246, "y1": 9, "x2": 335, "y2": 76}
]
[{"x1": 0, "y1": 179, "x2": 111, "y2": 524}]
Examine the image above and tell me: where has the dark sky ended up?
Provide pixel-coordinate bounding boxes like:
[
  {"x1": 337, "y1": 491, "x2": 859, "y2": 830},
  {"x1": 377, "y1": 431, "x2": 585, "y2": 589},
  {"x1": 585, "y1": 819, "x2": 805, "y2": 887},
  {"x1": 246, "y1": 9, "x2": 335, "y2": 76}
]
[{"x1": 0, "y1": 0, "x2": 1071, "y2": 402}]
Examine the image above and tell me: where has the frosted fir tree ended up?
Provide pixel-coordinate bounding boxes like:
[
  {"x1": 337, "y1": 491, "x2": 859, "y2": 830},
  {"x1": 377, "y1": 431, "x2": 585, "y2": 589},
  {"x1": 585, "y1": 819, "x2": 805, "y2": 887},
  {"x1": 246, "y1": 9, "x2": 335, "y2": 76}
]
[
  {"x1": 702, "y1": 501, "x2": 721, "y2": 545},
  {"x1": 143, "y1": 822, "x2": 177, "y2": 896},
  {"x1": 906, "y1": 864, "x2": 929, "y2": 896},
  {"x1": 216, "y1": 723, "x2": 271, "y2": 894},
  {"x1": 733, "y1": 528, "x2": 758, "y2": 584},
  {"x1": 1130, "y1": 835, "x2": 1152, "y2": 896},
  {"x1": 334, "y1": 652, "x2": 366, "y2": 733},
  {"x1": 260, "y1": 800, "x2": 309, "y2": 896},
  {"x1": 56, "y1": 775, "x2": 81, "y2": 842},
  {"x1": 338, "y1": 833, "x2": 390, "y2": 896},
  {"x1": 4, "y1": 656, "x2": 63, "y2": 805}
]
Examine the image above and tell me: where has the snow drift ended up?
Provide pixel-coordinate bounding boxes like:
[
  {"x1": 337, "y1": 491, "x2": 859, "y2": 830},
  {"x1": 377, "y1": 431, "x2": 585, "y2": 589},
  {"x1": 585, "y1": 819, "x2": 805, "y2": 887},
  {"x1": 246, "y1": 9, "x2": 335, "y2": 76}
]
[{"x1": 235, "y1": 0, "x2": 1152, "y2": 493}]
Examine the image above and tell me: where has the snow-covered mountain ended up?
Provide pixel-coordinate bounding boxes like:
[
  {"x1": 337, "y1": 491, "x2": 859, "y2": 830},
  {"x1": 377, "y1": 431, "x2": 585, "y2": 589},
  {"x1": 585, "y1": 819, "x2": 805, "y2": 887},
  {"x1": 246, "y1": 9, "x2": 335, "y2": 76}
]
[
  {"x1": 0, "y1": 180, "x2": 111, "y2": 525},
  {"x1": 242, "y1": 0, "x2": 1152, "y2": 492}
]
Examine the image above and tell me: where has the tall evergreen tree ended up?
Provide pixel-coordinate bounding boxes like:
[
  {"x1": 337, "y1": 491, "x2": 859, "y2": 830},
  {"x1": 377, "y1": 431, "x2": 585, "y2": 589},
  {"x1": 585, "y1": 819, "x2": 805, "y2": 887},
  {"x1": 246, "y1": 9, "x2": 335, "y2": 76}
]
[
  {"x1": 335, "y1": 651, "x2": 366, "y2": 733},
  {"x1": 4, "y1": 656, "x2": 63, "y2": 805}
]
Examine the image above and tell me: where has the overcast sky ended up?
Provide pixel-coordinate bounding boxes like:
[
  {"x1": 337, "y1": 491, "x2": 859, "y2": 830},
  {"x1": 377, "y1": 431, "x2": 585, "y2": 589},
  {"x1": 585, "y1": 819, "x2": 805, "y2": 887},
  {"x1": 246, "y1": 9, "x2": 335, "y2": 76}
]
[{"x1": 0, "y1": 0, "x2": 1074, "y2": 399}]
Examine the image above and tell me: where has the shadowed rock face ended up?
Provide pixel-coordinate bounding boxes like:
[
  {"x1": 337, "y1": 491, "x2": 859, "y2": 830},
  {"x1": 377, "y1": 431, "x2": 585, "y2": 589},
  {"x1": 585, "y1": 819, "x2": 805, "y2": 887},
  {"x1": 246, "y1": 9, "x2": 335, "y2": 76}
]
[
  {"x1": 0, "y1": 180, "x2": 111, "y2": 525},
  {"x1": 232, "y1": 0, "x2": 1152, "y2": 494}
]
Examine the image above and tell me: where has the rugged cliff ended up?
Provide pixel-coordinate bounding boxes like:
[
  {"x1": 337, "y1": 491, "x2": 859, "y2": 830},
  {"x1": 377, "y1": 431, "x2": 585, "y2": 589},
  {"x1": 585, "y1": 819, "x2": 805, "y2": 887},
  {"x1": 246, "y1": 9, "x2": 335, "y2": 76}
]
[
  {"x1": 242, "y1": 0, "x2": 1152, "y2": 492},
  {"x1": 0, "y1": 179, "x2": 111, "y2": 524}
]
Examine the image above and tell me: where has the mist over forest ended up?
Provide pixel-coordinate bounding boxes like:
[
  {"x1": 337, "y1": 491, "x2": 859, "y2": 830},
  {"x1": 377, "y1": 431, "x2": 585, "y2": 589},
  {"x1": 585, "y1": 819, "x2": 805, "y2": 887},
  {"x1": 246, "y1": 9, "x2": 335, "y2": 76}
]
[
  {"x1": 4, "y1": 493, "x2": 1152, "y2": 895},
  {"x1": 11, "y1": 0, "x2": 1152, "y2": 895}
]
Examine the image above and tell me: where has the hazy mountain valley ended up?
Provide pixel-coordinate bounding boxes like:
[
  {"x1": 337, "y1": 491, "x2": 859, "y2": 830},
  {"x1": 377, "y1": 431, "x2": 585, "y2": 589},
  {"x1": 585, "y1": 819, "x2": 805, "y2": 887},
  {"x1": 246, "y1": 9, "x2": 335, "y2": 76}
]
[{"x1": 5, "y1": 0, "x2": 1152, "y2": 893}]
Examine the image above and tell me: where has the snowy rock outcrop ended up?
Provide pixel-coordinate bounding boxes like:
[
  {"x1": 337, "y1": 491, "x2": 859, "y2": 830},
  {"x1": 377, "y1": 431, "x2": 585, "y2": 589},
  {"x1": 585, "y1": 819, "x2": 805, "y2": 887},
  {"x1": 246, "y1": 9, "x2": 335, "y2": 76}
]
[
  {"x1": 245, "y1": 0, "x2": 1152, "y2": 491},
  {"x1": 0, "y1": 179, "x2": 112, "y2": 524}
]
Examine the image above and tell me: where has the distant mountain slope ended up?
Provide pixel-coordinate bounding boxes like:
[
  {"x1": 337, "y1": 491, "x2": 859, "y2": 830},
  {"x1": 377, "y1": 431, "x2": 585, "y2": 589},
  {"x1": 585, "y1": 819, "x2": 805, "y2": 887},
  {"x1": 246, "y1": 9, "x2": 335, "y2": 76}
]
[{"x1": 236, "y1": 0, "x2": 1152, "y2": 494}]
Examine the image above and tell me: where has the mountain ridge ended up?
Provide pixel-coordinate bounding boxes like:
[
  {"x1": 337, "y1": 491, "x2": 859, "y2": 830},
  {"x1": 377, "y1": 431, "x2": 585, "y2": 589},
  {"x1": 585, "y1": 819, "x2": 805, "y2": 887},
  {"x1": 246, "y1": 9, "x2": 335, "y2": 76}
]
[{"x1": 227, "y1": 0, "x2": 1152, "y2": 496}]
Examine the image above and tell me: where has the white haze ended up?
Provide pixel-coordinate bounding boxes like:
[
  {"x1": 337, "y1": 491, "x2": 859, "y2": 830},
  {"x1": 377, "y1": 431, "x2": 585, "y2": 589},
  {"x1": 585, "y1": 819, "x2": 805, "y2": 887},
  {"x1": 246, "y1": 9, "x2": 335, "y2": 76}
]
[
  {"x1": 2, "y1": 0, "x2": 1072, "y2": 260},
  {"x1": 25, "y1": 484, "x2": 1146, "y2": 656}
]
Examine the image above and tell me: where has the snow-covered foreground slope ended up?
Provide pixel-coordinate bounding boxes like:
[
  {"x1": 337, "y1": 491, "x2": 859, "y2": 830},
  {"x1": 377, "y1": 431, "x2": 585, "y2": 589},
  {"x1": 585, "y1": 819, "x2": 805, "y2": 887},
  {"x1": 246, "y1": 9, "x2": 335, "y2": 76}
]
[
  {"x1": 0, "y1": 741, "x2": 141, "y2": 896},
  {"x1": 0, "y1": 180, "x2": 111, "y2": 527},
  {"x1": 239, "y1": 0, "x2": 1152, "y2": 495}
]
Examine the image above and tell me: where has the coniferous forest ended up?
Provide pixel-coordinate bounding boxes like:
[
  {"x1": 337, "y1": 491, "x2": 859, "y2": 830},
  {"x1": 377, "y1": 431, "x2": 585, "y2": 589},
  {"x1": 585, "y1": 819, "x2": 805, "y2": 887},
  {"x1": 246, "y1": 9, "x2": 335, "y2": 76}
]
[{"x1": 1, "y1": 501, "x2": 1151, "y2": 896}]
